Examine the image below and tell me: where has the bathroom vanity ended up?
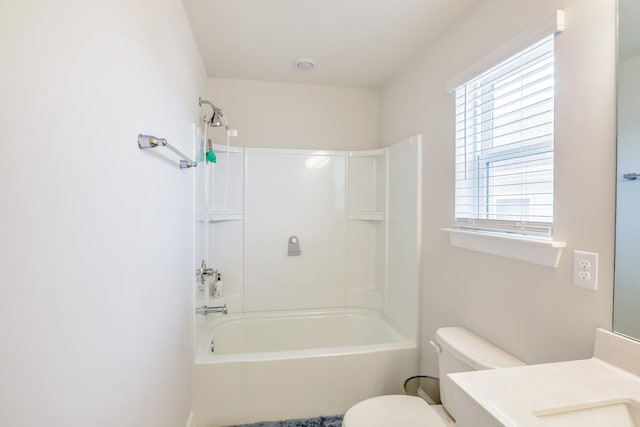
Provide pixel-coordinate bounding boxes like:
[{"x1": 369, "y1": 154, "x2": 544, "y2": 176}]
[{"x1": 449, "y1": 329, "x2": 640, "y2": 427}]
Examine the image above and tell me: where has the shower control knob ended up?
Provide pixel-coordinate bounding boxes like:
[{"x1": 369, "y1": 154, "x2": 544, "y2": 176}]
[{"x1": 196, "y1": 260, "x2": 217, "y2": 284}]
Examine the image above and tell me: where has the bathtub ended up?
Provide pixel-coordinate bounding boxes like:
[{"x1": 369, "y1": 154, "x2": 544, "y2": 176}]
[{"x1": 192, "y1": 308, "x2": 418, "y2": 427}]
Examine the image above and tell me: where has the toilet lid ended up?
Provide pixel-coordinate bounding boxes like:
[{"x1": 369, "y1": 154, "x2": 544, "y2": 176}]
[{"x1": 343, "y1": 395, "x2": 447, "y2": 427}]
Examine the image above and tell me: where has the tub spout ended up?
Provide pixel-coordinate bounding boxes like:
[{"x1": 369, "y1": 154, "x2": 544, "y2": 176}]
[{"x1": 196, "y1": 304, "x2": 228, "y2": 316}]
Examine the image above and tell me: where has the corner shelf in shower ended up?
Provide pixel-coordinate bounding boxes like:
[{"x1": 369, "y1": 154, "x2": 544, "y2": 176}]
[
  {"x1": 196, "y1": 210, "x2": 244, "y2": 222},
  {"x1": 348, "y1": 148, "x2": 386, "y2": 157},
  {"x1": 348, "y1": 148, "x2": 386, "y2": 222},
  {"x1": 210, "y1": 143, "x2": 243, "y2": 154},
  {"x1": 348, "y1": 211, "x2": 385, "y2": 221}
]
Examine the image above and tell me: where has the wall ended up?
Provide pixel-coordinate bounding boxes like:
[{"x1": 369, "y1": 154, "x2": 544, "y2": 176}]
[
  {"x1": 380, "y1": 0, "x2": 616, "y2": 373},
  {"x1": 0, "y1": 1, "x2": 205, "y2": 426},
  {"x1": 205, "y1": 78, "x2": 380, "y2": 150},
  {"x1": 244, "y1": 149, "x2": 347, "y2": 311}
]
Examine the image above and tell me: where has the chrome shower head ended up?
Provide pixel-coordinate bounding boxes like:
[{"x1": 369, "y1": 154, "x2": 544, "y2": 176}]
[
  {"x1": 210, "y1": 111, "x2": 224, "y2": 127},
  {"x1": 199, "y1": 97, "x2": 225, "y2": 128}
]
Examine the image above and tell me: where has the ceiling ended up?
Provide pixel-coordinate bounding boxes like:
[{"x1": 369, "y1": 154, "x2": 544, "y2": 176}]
[{"x1": 182, "y1": 0, "x2": 477, "y2": 88}]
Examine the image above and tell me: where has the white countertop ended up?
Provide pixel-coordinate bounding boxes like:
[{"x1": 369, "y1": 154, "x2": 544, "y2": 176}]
[{"x1": 448, "y1": 329, "x2": 640, "y2": 427}]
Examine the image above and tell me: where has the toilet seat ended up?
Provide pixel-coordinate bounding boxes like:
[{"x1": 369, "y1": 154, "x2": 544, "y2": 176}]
[{"x1": 342, "y1": 395, "x2": 447, "y2": 427}]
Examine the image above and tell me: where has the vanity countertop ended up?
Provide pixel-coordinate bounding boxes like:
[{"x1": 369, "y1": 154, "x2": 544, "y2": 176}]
[{"x1": 448, "y1": 329, "x2": 640, "y2": 427}]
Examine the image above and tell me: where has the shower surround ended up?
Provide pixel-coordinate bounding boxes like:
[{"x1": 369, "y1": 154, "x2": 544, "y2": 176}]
[{"x1": 193, "y1": 135, "x2": 422, "y2": 426}]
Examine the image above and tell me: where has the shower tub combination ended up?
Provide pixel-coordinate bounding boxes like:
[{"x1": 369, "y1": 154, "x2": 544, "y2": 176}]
[
  {"x1": 192, "y1": 308, "x2": 417, "y2": 427},
  {"x1": 192, "y1": 135, "x2": 423, "y2": 426}
]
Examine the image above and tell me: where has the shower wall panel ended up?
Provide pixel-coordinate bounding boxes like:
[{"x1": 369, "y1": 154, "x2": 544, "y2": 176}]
[
  {"x1": 386, "y1": 135, "x2": 422, "y2": 341},
  {"x1": 202, "y1": 138, "x2": 421, "y2": 318},
  {"x1": 199, "y1": 145, "x2": 245, "y2": 312},
  {"x1": 244, "y1": 149, "x2": 347, "y2": 311},
  {"x1": 346, "y1": 150, "x2": 387, "y2": 311}
]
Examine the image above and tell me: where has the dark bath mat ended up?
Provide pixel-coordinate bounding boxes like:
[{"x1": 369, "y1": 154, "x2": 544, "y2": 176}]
[{"x1": 224, "y1": 414, "x2": 343, "y2": 427}]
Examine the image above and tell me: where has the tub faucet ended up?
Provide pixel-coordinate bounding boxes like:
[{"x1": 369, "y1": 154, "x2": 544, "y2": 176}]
[{"x1": 196, "y1": 304, "x2": 228, "y2": 316}]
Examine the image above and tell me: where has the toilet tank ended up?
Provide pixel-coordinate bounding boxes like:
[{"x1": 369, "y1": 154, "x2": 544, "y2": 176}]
[{"x1": 434, "y1": 327, "x2": 525, "y2": 420}]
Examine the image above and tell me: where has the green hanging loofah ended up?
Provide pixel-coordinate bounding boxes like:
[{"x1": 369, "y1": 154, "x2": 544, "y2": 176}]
[{"x1": 206, "y1": 150, "x2": 217, "y2": 163}]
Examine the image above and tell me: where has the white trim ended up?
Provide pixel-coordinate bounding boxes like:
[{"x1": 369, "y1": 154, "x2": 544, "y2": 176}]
[
  {"x1": 446, "y1": 10, "x2": 565, "y2": 92},
  {"x1": 442, "y1": 228, "x2": 565, "y2": 267},
  {"x1": 185, "y1": 410, "x2": 195, "y2": 427}
]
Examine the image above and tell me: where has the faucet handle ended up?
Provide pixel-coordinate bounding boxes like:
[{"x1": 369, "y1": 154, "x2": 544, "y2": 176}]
[{"x1": 196, "y1": 260, "x2": 217, "y2": 284}]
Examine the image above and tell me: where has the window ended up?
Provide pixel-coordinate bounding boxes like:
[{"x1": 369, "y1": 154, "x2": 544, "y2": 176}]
[{"x1": 454, "y1": 34, "x2": 555, "y2": 237}]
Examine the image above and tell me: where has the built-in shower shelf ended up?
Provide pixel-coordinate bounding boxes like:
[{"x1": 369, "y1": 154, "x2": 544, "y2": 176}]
[
  {"x1": 349, "y1": 148, "x2": 386, "y2": 157},
  {"x1": 197, "y1": 210, "x2": 244, "y2": 222},
  {"x1": 348, "y1": 211, "x2": 385, "y2": 221},
  {"x1": 211, "y1": 143, "x2": 243, "y2": 154},
  {"x1": 210, "y1": 211, "x2": 244, "y2": 222}
]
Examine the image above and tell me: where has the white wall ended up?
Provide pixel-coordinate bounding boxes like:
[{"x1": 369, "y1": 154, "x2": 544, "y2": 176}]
[
  {"x1": 0, "y1": 1, "x2": 205, "y2": 426},
  {"x1": 380, "y1": 0, "x2": 617, "y2": 373},
  {"x1": 244, "y1": 150, "x2": 347, "y2": 311},
  {"x1": 205, "y1": 78, "x2": 380, "y2": 150}
]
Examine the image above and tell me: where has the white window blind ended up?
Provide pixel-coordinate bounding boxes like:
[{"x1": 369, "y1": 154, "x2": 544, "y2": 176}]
[{"x1": 454, "y1": 34, "x2": 555, "y2": 236}]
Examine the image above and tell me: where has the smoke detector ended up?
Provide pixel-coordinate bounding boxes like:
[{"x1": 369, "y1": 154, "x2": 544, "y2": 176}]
[{"x1": 295, "y1": 58, "x2": 315, "y2": 70}]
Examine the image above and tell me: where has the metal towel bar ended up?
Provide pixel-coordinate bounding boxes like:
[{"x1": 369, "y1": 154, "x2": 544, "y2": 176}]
[{"x1": 138, "y1": 134, "x2": 197, "y2": 169}]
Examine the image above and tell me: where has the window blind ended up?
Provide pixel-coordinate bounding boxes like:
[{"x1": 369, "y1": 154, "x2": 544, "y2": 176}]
[{"x1": 454, "y1": 34, "x2": 554, "y2": 236}]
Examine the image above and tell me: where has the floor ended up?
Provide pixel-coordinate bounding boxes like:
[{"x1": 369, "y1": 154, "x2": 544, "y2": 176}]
[{"x1": 225, "y1": 415, "x2": 343, "y2": 427}]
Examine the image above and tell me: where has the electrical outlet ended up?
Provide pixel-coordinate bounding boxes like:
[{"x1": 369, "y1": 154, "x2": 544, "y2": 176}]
[
  {"x1": 573, "y1": 250, "x2": 598, "y2": 290},
  {"x1": 579, "y1": 259, "x2": 591, "y2": 270}
]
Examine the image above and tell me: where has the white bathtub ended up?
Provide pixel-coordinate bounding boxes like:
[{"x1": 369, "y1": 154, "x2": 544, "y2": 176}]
[{"x1": 192, "y1": 308, "x2": 418, "y2": 427}]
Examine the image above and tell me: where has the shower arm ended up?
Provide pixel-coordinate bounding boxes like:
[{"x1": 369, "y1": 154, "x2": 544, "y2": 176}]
[{"x1": 137, "y1": 134, "x2": 197, "y2": 169}]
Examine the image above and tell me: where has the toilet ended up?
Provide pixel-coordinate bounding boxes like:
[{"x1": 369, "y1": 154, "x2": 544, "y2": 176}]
[{"x1": 342, "y1": 327, "x2": 525, "y2": 427}]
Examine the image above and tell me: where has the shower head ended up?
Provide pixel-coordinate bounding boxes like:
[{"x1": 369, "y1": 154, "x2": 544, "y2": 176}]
[
  {"x1": 199, "y1": 97, "x2": 226, "y2": 128},
  {"x1": 210, "y1": 111, "x2": 224, "y2": 127}
]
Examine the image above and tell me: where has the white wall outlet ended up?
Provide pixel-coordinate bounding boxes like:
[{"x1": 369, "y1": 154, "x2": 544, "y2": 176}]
[{"x1": 573, "y1": 250, "x2": 598, "y2": 290}]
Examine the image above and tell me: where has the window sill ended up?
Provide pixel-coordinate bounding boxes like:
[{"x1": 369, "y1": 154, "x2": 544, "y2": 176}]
[{"x1": 442, "y1": 228, "x2": 566, "y2": 268}]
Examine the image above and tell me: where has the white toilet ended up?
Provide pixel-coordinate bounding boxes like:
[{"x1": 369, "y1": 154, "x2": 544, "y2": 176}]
[{"x1": 342, "y1": 327, "x2": 525, "y2": 427}]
